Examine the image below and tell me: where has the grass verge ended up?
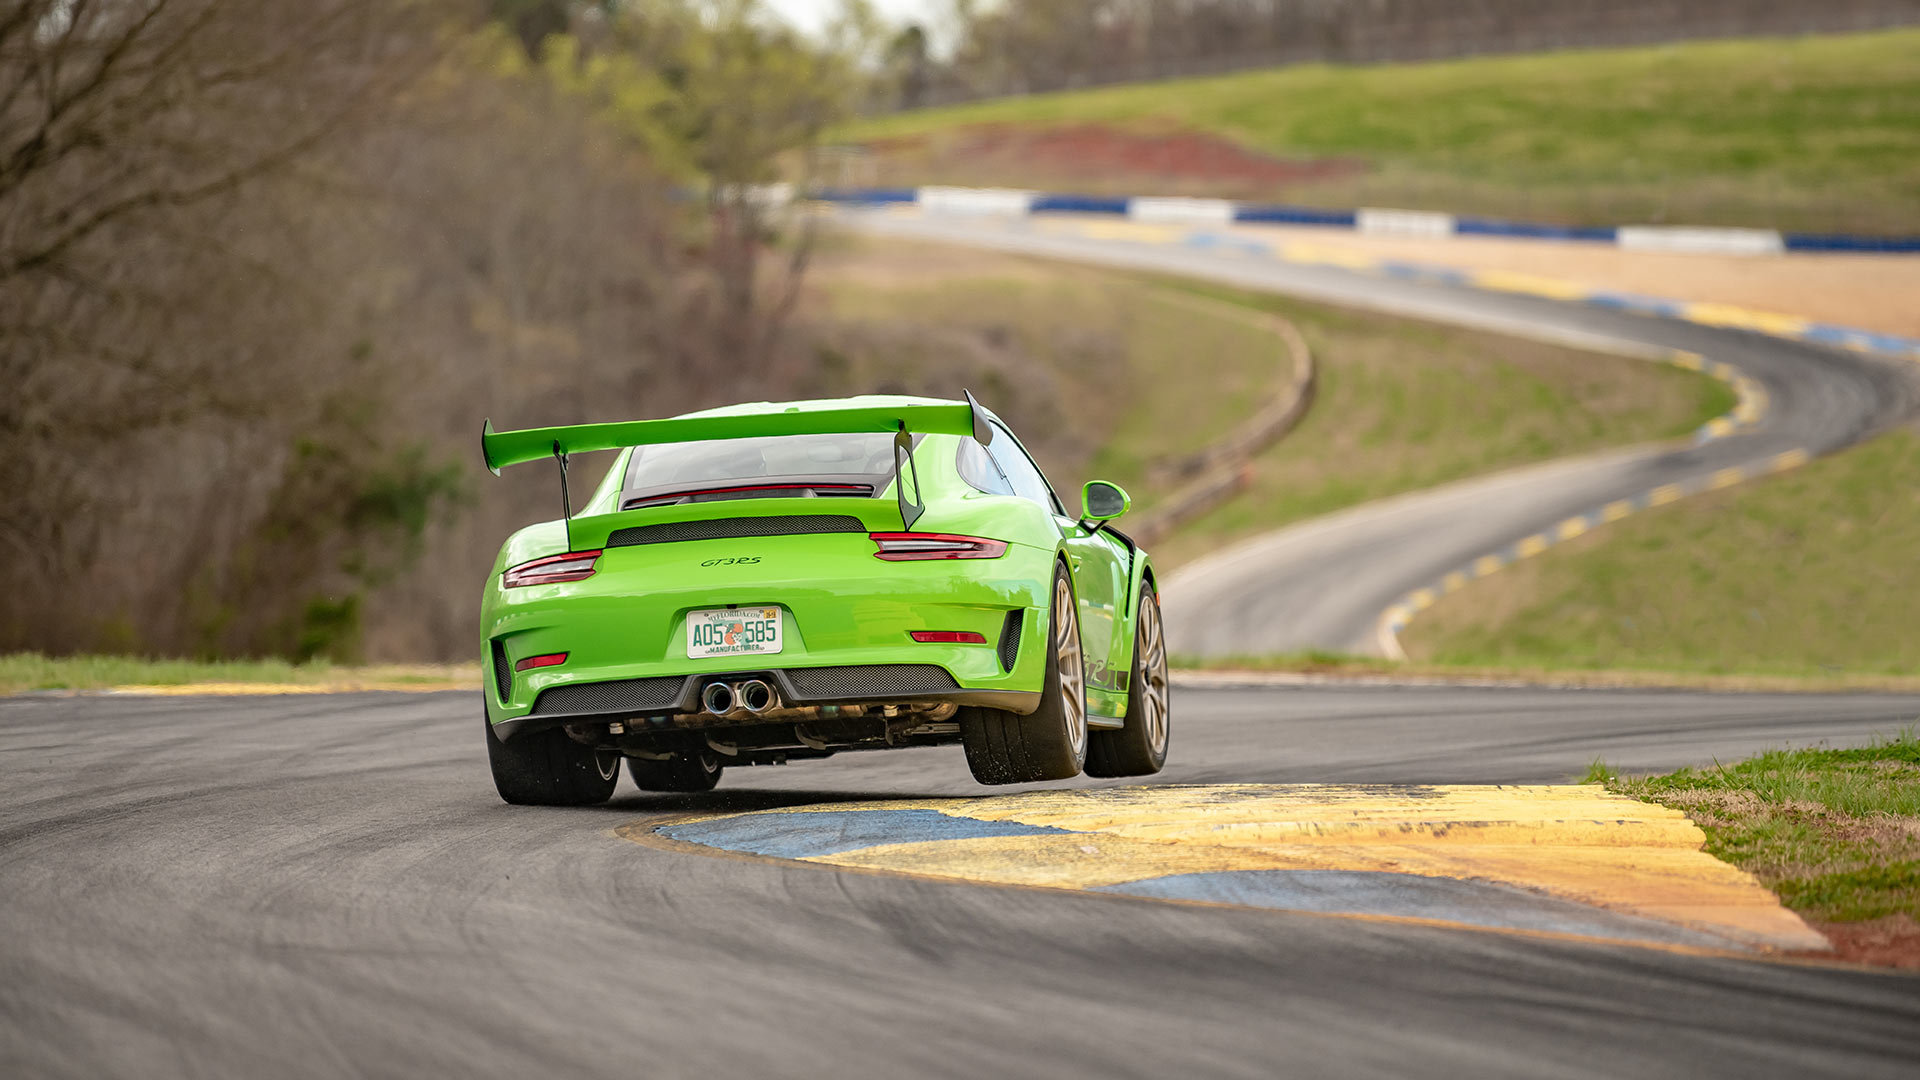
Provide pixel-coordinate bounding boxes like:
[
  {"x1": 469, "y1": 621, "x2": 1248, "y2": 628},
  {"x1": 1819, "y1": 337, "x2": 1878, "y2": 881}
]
[
  {"x1": 0, "y1": 653, "x2": 477, "y2": 695},
  {"x1": 1589, "y1": 732, "x2": 1920, "y2": 968},
  {"x1": 1405, "y1": 430, "x2": 1920, "y2": 678},
  {"x1": 841, "y1": 29, "x2": 1920, "y2": 234}
]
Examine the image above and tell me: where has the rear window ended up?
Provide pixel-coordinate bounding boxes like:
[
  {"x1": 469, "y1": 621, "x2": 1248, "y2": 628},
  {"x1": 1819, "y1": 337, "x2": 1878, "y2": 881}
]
[{"x1": 621, "y1": 432, "x2": 910, "y2": 507}]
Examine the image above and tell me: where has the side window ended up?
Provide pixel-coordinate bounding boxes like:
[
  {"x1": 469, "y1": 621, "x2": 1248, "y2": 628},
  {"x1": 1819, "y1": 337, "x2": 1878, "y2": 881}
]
[
  {"x1": 956, "y1": 437, "x2": 1014, "y2": 495},
  {"x1": 985, "y1": 422, "x2": 1064, "y2": 515}
]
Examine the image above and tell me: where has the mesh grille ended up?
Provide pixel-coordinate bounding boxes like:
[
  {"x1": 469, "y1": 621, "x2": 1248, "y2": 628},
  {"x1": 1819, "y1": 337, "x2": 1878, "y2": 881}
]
[
  {"x1": 997, "y1": 610, "x2": 1023, "y2": 673},
  {"x1": 786, "y1": 664, "x2": 959, "y2": 699},
  {"x1": 489, "y1": 639, "x2": 512, "y2": 704},
  {"x1": 606, "y1": 515, "x2": 866, "y2": 548},
  {"x1": 532, "y1": 676, "x2": 686, "y2": 716}
]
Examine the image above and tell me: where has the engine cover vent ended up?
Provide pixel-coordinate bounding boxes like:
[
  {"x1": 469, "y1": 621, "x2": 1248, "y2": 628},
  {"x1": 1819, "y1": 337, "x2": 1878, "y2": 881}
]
[{"x1": 606, "y1": 515, "x2": 865, "y2": 548}]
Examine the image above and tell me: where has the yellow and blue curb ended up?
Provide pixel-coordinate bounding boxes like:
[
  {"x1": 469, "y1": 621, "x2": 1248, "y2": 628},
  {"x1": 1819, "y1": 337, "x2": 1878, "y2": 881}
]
[
  {"x1": 1376, "y1": 447, "x2": 1813, "y2": 655},
  {"x1": 1664, "y1": 350, "x2": 1766, "y2": 445},
  {"x1": 819, "y1": 186, "x2": 1920, "y2": 256},
  {"x1": 631, "y1": 784, "x2": 1828, "y2": 954},
  {"x1": 1374, "y1": 338, "x2": 1789, "y2": 657},
  {"x1": 929, "y1": 210, "x2": 1920, "y2": 364},
  {"x1": 1171, "y1": 225, "x2": 1920, "y2": 362}
]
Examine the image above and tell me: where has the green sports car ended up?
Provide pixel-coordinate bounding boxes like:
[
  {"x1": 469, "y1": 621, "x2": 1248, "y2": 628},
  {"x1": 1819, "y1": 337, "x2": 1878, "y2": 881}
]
[{"x1": 478, "y1": 393, "x2": 1170, "y2": 804}]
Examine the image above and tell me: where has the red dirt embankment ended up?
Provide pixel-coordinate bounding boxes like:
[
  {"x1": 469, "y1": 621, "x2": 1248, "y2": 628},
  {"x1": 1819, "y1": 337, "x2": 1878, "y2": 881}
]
[{"x1": 1804, "y1": 916, "x2": 1920, "y2": 970}]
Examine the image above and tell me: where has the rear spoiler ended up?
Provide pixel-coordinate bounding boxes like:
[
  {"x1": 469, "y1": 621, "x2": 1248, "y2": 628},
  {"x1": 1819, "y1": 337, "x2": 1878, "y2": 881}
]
[{"x1": 482, "y1": 392, "x2": 995, "y2": 541}]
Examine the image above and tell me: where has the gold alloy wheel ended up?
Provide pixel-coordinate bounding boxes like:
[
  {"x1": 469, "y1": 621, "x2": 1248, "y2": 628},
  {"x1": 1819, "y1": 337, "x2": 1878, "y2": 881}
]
[
  {"x1": 1136, "y1": 591, "x2": 1170, "y2": 754},
  {"x1": 1055, "y1": 573, "x2": 1087, "y2": 760}
]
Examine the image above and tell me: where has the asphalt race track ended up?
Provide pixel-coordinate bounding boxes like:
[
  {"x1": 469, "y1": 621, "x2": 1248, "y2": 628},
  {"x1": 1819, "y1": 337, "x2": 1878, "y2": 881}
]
[
  {"x1": 3, "y1": 686, "x2": 1919, "y2": 1078},
  {"x1": 834, "y1": 209, "x2": 1920, "y2": 656},
  {"x1": 7, "y1": 215, "x2": 1920, "y2": 1078}
]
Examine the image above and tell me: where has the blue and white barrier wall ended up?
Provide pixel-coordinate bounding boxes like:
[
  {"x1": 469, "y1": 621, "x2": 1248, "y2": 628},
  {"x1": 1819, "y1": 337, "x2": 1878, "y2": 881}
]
[{"x1": 812, "y1": 186, "x2": 1920, "y2": 255}]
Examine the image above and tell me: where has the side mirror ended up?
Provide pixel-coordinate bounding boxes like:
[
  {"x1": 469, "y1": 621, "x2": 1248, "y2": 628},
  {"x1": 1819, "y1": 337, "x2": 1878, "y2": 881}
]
[{"x1": 1081, "y1": 480, "x2": 1131, "y2": 523}]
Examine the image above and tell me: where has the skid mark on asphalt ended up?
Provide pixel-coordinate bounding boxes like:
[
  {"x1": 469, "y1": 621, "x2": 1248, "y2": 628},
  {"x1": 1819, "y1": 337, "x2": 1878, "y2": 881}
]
[{"x1": 639, "y1": 784, "x2": 1829, "y2": 953}]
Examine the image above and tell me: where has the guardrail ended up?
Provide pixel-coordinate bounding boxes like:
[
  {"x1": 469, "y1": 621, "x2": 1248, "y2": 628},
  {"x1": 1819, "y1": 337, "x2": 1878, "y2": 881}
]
[{"x1": 812, "y1": 186, "x2": 1920, "y2": 255}]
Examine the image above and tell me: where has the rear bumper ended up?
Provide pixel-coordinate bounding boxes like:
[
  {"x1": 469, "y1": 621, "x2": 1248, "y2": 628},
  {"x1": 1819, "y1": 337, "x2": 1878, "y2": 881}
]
[
  {"x1": 481, "y1": 533, "x2": 1058, "y2": 730},
  {"x1": 491, "y1": 663, "x2": 1040, "y2": 741}
]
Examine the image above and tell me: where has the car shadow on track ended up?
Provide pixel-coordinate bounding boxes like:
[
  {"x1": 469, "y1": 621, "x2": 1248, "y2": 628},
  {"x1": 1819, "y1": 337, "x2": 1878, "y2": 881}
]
[{"x1": 590, "y1": 788, "x2": 949, "y2": 818}]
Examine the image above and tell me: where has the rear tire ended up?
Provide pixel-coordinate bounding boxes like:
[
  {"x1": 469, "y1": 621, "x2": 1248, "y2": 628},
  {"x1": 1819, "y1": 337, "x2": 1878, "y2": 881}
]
[
  {"x1": 627, "y1": 751, "x2": 724, "y2": 793},
  {"x1": 959, "y1": 562, "x2": 1088, "y2": 785},
  {"x1": 485, "y1": 718, "x2": 620, "y2": 806},
  {"x1": 1085, "y1": 582, "x2": 1170, "y2": 778}
]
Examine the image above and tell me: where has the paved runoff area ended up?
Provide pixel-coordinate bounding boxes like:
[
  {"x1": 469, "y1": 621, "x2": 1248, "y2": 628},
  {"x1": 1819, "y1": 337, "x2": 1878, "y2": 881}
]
[{"x1": 647, "y1": 784, "x2": 1825, "y2": 953}]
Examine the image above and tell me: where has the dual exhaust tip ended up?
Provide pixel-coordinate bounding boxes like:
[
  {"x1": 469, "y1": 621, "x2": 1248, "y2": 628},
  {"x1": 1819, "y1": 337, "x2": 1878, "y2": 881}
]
[{"x1": 702, "y1": 678, "x2": 777, "y2": 717}]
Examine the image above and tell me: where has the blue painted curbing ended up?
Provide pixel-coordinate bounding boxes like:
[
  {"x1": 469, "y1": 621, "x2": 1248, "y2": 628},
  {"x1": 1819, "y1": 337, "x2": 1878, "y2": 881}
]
[
  {"x1": 1095, "y1": 869, "x2": 1736, "y2": 946},
  {"x1": 658, "y1": 808, "x2": 1072, "y2": 860},
  {"x1": 1784, "y1": 232, "x2": 1920, "y2": 253},
  {"x1": 1454, "y1": 216, "x2": 1618, "y2": 243},
  {"x1": 1030, "y1": 193, "x2": 1130, "y2": 215},
  {"x1": 1231, "y1": 203, "x2": 1358, "y2": 227}
]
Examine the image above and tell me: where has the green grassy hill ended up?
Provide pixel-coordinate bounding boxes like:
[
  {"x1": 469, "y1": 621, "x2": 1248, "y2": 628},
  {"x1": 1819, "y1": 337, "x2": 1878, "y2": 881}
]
[
  {"x1": 1404, "y1": 429, "x2": 1920, "y2": 677},
  {"x1": 843, "y1": 30, "x2": 1920, "y2": 234}
]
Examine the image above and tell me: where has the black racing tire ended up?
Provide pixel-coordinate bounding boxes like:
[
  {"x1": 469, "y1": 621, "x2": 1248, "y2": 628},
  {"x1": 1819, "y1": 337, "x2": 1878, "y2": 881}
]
[
  {"x1": 959, "y1": 561, "x2": 1088, "y2": 785},
  {"x1": 1085, "y1": 582, "x2": 1171, "y2": 778},
  {"x1": 485, "y1": 718, "x2": 620, "y2": 806},
  {"x1": 627, "y1": 751, "x2": 724, "y2": 793}
]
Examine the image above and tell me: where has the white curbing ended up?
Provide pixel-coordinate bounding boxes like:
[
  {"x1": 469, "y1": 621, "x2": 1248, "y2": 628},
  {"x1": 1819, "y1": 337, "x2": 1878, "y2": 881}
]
[
  {"x1": 1128, "y1": 196, "x2": 1237, "y2": 226},
  {"x1": 1616, "y1": 226, "x2": 1787, "y2": 256},
  {"x1": 917, "y1": 186, "x2": 1035, "y2": 216},
  {"x1": 1357, "y1": 207, "x2": 1457, "y2": 238}
]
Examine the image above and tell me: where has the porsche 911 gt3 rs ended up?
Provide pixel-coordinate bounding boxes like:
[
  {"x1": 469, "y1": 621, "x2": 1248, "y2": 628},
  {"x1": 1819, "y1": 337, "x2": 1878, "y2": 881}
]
[{"x1": 478, "y1": 393, "x2": 1169, "y2": 804}]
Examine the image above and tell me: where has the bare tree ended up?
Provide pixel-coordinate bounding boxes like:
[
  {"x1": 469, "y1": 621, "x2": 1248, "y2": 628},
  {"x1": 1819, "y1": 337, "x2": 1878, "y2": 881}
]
[
  {"x1": 595, "y1": 2, "x2": 853, "y2": 380},
  {"x1": 0, "y1": 1, "x2": 458, "y2": 653},
  {"x1": 0, "y1": 1, "x2": 870, "y2": 659}
]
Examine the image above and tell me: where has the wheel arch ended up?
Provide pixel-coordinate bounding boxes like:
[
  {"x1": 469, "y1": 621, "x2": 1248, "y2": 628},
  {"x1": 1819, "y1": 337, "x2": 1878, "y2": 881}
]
[{"x1": 1114, "y1": 542, "x2": 1156, "y2": 679}]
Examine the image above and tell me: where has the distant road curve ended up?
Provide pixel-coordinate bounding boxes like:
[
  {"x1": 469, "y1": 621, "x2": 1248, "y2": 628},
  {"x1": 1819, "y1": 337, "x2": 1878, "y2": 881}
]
[{"x1": 834, "y1": 209, "x2": 1920, "y2": 656}]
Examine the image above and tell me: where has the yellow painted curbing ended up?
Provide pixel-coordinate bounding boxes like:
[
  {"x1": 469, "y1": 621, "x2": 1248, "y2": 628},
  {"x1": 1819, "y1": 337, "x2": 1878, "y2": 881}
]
[{"x1": 648, "y1": 784, "x2": 1829, "y2": 953}]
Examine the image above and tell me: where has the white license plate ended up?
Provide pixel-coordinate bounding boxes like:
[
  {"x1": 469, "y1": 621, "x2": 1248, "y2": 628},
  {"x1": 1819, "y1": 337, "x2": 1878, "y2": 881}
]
[{"x1": 686, "y1": 607, "x2": 783, "y2": 659}]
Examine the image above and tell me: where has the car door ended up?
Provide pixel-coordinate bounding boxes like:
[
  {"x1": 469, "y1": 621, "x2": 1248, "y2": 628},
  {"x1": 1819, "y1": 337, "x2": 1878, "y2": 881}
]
[
  {"x1": 1061, "y1": 522, "x2": 1128, "y2": 698},
  {"x1": 984, "y1": 423, "x2": 1125, "y2": 695}
]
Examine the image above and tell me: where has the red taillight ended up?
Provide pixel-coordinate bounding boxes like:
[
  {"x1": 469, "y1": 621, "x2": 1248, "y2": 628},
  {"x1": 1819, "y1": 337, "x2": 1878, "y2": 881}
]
[
  {"x1": 870, "y1": 533, "x2": 1008, "y2": 561},
  {"x1": 502, "y1": 550, "x2": 602, "y2": 588},
  {"x1": 909, "y1": 631, "x2": 989, "y2": 644},
  {"x1": 513, "y1": 652, "x2": 568, "y2": 672}
]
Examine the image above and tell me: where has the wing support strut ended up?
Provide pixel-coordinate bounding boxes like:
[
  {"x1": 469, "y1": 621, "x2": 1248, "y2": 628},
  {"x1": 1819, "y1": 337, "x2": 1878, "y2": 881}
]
[
  {"x1": 893, "y1": 423, "x2": 925, "y2": 531},
  {"x1": 553, "y1": 440, "x2": 573, "y2": 551}
]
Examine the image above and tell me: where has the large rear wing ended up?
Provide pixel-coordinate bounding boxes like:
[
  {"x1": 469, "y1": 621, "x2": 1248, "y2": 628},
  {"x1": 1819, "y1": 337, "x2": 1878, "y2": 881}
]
[
  {"x1": 481, "y1": 393, "x2": 994, "y2": 538},
  {"x1": 481, "y1": 395, "x2": 991, "y2": 473}
]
